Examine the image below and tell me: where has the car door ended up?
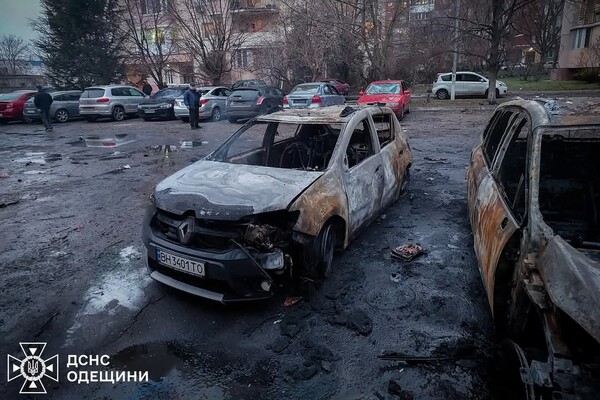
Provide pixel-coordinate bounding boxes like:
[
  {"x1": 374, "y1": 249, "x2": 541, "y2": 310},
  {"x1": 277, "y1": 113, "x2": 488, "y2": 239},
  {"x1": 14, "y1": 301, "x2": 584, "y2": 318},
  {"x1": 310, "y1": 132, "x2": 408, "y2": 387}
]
[
  {"x1": 50, "y1": 94, "x2": 63, "y2": 116},
  {"x1": 401, "y1": 81, "x2": 411, "y2": 108},
  {"x1": 463, "y1": 73, "x2": 485, "y2": 95},
  {"x1": 321, "y1": 84, "x2": 333, "y2": 106},
  {"x1": 127, "y1": 88, "x2": 145, "y2": 112},
  {"x1": 328, "y1": 84, "x2": 344, "y2": 105},
  {"x1": 67, "y1": 92, "x2": 81, "y2": 117},
  {"x1": 373, "y1": 111, "x2": 406, "y2": 207},
  {"x1": 219, "y1": 88, "x2": 232, "y2": 116},
  {"x1": 342, "y1": 115, "x2": 385, "y2": 236},
  {"x1": 468, "y1": 108, "x2": 530, "y2": 311}
]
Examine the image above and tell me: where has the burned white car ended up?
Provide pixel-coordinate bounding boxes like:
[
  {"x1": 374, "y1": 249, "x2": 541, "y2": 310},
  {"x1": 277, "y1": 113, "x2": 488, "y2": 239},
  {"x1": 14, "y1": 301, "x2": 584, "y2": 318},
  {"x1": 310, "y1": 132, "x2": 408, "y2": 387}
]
[{"x1": 142, "y1": 105, "x2": 412, "y2": 302}]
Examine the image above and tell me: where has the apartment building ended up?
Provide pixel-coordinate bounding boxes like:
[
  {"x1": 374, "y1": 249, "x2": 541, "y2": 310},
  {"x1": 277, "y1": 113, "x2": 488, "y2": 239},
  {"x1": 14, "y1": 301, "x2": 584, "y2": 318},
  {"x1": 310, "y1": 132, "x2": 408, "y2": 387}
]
[{"x1": 556, "y1": 0, "x2": 600, "y2": 80}]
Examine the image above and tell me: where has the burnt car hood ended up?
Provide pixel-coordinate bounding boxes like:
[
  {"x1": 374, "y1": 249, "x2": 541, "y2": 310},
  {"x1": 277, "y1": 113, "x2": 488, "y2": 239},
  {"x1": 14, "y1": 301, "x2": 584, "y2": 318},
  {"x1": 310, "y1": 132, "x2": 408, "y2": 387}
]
[
  {"x1": 154, "y1": 160, "x2": 323, "y2": 220},
  {"x1": 538, "y1": 236, "x2": 600, "y2": 343}
]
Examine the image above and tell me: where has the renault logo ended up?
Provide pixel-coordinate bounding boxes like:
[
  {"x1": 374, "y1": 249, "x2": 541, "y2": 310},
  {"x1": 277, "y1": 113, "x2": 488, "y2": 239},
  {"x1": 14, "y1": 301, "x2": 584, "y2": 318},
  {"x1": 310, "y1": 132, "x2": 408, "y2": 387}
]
[{"x1": 177, "y1": 217, "x2": 195, "y2": 245}]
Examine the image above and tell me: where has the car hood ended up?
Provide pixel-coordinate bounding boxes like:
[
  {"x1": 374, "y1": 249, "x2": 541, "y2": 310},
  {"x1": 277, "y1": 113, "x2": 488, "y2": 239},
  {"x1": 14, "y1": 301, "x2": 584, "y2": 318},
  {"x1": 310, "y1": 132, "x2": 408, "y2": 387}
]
[
  {"x1": 357, "y1": 94, "x2": 401, "y2": 104},
  {"x1": 154, "y1": 160, "x2": 324, "y2": 220},
  {"x1": 538, "y1": 236, "x2": 600, "y2": 343}
]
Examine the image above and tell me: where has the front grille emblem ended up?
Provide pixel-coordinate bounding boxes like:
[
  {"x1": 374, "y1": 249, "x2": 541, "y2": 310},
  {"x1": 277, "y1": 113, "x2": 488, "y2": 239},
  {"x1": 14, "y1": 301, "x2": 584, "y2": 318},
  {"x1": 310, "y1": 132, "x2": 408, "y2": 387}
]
[{"x1": 177, "y1": 217, "x2": 195, "y2": 245}]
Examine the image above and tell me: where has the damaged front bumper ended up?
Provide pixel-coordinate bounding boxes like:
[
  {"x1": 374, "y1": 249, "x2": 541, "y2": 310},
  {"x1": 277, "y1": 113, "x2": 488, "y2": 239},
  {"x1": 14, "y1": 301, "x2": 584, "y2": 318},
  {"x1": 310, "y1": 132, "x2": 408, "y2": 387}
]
[{"x1": 142, "y1": 207, "x2": 297, "y2": 303}]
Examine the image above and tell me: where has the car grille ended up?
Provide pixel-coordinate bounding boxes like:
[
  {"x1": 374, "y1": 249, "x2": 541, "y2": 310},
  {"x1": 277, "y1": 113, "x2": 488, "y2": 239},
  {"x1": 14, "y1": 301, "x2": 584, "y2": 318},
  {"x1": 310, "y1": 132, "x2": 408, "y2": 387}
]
[{"x1": 151, "y1": 209, "x2": 248, "y2": 252}]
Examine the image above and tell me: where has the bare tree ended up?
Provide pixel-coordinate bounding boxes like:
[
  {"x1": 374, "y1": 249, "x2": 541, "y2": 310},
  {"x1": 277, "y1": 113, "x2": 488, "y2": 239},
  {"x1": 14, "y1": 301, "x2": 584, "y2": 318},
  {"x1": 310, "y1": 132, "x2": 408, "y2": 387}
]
[
  {"x1": 513, "y1": 0, "x2": 564, "y2": 65},
  {"x1": 577, "y1": 33, "x2": 600, "y2": 82},
  {"x1": 121, "y1": 0, "x2": 179, "y2": 88},
  {"x1": 447, "y1": 0, "x2": 535, "y2": 103},
  {"x1": 0, "y1": 34, "x2": 31, "y2": 75},
  {"x1": 167, "y1": 0, "x2": 249, "y2": 84}
]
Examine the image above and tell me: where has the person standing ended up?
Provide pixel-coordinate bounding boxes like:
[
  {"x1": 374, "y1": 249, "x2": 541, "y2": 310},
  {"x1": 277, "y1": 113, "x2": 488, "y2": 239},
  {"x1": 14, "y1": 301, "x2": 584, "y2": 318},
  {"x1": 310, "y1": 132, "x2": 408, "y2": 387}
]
[
  {"x1": 142, "y1": 80, "x2": 152, "y2": 96},
  {"x1": 183, "y1": 83, "x2": 201, "y2": 130},
  {"x1": 34, "y1": 86, "x2": 53, "y2": 131}
]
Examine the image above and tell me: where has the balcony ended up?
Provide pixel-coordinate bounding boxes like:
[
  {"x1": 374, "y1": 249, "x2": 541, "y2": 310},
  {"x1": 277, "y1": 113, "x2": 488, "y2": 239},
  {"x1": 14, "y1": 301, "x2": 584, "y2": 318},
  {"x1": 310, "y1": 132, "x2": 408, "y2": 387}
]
[{"x1": 231, "y1": 0, "x2": 278, "y2": 13}]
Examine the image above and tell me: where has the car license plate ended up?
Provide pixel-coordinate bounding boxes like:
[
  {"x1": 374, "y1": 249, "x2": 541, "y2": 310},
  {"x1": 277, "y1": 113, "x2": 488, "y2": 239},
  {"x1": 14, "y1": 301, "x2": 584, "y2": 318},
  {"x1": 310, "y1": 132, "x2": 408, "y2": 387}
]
[
  {"x1": 155, "y1": 248, "x2": 205, "y2": 277},
  {"x1": 145, "y1": 109, "x2": 155, "y2": 114}
]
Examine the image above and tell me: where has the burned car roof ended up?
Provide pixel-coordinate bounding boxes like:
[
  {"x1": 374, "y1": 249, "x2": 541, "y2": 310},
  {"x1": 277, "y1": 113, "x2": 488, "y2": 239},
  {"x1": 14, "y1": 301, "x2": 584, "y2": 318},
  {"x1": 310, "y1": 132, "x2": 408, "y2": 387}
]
[{"x1": 500, "y1": 99, "x2": 600, "y2": 129}]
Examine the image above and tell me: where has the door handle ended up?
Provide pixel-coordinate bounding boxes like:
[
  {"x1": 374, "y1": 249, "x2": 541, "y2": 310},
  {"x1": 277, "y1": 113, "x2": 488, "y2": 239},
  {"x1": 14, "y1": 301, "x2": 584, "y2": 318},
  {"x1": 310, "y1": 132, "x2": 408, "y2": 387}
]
[
  {"x1": 375, "y1": 166, "x2": 381, "y2": 172},
  {"x1": 500, "y1": 217, "x2": 508, "y2": 230}
]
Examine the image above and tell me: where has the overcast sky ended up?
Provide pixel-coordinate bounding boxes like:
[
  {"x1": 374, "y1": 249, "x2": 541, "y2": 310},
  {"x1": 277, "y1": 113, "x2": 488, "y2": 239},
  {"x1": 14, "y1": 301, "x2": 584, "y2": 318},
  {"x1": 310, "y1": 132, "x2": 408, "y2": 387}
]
[{"x1": 0, "y1": 0, "x2": 42, "y2": 42}]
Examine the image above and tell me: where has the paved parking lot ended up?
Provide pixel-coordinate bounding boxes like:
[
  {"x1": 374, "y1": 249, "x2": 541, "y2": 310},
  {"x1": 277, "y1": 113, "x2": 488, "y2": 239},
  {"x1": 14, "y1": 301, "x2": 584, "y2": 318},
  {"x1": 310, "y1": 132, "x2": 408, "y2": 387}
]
[{"x1": 1, "y1": 110, "x2": 497, "y2": 399}]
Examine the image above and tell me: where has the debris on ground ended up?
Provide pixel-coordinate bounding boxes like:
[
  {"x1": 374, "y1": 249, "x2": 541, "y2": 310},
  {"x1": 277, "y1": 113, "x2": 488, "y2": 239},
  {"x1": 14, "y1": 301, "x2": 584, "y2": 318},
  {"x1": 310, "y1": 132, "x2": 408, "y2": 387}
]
[
  {"x1": 426, "y1": 177, "x2": 434, "y2": 182},
  {"x1": 0, "y1": 198, "x2": 19, "y2": 208},
  {"x1": 284, "y1": 296, "x2": 302, "y2": 307},
  {"x1": 390, "y1": 272, "x2": 401, "y2": 283},
  {"x1": 0, "y1": 172, "x2": 9, "y2": 178},
  {"x1": 388, "y1": 379, "x2": 414, "y2": 399},
  {"x1": 424, "y1": 156, "x2": 449, "y2": 164},
  {"x1": 346, "y1": 309, "x2": 373, "y2": 335},
  {"x1": 391, "y1": 244, "x2": 425, "y2": 261}
]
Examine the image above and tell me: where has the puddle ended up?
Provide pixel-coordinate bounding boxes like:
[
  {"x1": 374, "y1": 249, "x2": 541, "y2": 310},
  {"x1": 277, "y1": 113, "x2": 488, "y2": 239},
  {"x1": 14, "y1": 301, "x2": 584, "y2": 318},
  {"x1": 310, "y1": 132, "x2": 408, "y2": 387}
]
[
  {"x1": 14, "y1": 152, "x2": 47, "y2": 164},
  {"x1": 110, "y1": 342, "x2": 188, "y2": 382},
  {"x1": 23, "y1": 170, "x2": 48, "y2": 175},
  {"x1": 68, "y1": 134, "x2": 136, "y2": 148}
]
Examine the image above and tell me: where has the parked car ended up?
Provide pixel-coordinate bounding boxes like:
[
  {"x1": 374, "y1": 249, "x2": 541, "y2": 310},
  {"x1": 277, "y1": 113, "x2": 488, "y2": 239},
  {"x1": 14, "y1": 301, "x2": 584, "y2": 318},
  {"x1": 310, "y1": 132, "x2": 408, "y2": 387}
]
[
  {"x1": 173, "y1": 86, "x2": 232, "y2": 122},
  {"x1": 432, "y1": 71, "x2": 508, "y2": 99},
  {"x1": 467, "y1": 99, "x2": 600, "y2": 398},
  {"x1": 78, "y1": 85, "x2": 146, "y2": 122},
  {"x1": 283, "y1": 82, "x2": 345, "y2": 109},
  {"x1": 356, "y1": 80, "x2": 411, "y2": 120},
  {"x1": 226, "y1": 86, "x2": 284, "y2": 122},
  {"x1": 23, "y1": 90, "x2": 82, "y2": 123},
  {"x1": 138, "y1": 86, "x2": 187, "y2": 121},
  {"x1": 143, "y1": 105, "x2": 412, "y2": 302},
  {"x1": 0, "y1": 90, "x2": 36, "y2": 123},
  {"x1": 231, "y1": 79, "x2": 267, "y2": 90},
  {"x1": 320, "y1": 78, "x2": 350, "y2": 95}
]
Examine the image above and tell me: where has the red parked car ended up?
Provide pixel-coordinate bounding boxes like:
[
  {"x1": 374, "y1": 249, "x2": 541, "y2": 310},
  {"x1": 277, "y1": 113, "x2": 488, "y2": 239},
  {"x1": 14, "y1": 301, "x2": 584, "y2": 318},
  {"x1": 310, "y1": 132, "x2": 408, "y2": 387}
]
[
  {"x1": 320, "y1": 78, "x2": 350, "y2": 95},
  {"x1": 0, "y1": 90, "x2": 36, "y2": 123},
  {"x1": 356, "y1": 80, "x2": 411, "y2": 120}
]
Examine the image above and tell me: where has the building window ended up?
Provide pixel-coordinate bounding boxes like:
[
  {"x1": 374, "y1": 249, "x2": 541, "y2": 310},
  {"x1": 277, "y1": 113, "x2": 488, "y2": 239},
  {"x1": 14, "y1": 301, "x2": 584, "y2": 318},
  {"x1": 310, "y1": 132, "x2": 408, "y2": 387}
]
[
  {"x1": 412, "y1": 12, "x2": 428, "y2": 20},
  {"x1": 412, "y1": 0, "x2": 434, "y2": 5},
  {"x1": 573, "y1": 28, "x2": 591, "y2": 49},
  {"x1": 234, "y1": 50, "x2": 252, "y2": 69},
  {"x1": 141, "y1": 0, "x2": 167, "y2": 15}
]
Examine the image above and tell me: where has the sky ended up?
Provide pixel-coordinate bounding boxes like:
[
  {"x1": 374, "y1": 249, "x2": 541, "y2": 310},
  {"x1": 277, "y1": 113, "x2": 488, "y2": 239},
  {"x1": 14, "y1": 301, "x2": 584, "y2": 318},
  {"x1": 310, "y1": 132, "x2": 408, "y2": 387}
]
[{"x1": 0, "y1": 0, "x2": 42, "y2": 42}]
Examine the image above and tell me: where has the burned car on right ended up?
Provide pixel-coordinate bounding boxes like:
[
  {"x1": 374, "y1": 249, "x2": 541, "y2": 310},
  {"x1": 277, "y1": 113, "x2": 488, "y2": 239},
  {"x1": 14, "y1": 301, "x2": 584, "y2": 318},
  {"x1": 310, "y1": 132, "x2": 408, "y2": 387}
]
[{"x1": 467, "y1": 99, "x2": 600, "y2": 398}]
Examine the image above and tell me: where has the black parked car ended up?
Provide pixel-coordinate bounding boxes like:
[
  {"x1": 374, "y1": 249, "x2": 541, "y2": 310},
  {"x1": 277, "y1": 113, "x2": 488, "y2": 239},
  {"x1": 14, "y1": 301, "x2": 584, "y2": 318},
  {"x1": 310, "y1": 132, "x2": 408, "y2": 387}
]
[
  {"x1": 137, "y1": 86, "x2": 188, "y2": 121},
  {"x1": 226, "y1": 86, "x2": 284, "y2": 123}
]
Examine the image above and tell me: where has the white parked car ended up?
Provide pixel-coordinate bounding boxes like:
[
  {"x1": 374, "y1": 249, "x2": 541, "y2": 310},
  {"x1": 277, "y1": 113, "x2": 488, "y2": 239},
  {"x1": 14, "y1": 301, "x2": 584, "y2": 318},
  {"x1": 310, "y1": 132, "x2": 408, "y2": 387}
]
[{"x1": 431, "y1": 72, "x2": 508, "y2": 100}]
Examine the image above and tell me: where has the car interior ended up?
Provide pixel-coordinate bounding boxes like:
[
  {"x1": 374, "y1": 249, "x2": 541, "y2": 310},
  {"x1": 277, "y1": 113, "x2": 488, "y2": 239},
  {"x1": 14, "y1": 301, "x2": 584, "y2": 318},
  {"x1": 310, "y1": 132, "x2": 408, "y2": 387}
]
[{"x1": 537, "y1": 128, "x2": 600, "y2": 249}]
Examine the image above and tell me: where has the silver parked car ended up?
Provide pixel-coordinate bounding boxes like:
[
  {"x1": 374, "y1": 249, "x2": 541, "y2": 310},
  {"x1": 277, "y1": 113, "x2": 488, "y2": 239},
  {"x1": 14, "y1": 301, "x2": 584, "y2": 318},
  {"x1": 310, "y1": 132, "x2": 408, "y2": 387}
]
[
  {"x1": 283, "y1": 82, "x2": 345, "y2": 109},
  {"x1": 22, "y1": 90, "x2": 82, "y2": 123},
  {"x1": 174, "y1": 86, "x2": 232, "y2": 122},
  {"x1": 431, "y1": 71, "x2": 508, "y2": 99},
  {"x1": 79, "y1": 85, "x2": 146, "y2": 121}
]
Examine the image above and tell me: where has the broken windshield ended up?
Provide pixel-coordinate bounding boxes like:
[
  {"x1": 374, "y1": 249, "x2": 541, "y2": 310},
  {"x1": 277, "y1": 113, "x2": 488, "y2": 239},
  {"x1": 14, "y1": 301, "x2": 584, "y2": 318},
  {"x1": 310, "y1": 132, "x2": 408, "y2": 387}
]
[
  {"x1": 207, "y1": 120, "x2": 341, "y2": 171},
  {"x1": 365, "y1": 83, "x2": 400, "y2": 95}
]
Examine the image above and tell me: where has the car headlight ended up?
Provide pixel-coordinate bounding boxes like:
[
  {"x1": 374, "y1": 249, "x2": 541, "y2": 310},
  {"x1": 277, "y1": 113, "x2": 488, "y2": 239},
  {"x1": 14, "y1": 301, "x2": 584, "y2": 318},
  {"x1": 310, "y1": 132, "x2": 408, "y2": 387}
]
[{"x1": 386, "y1": 102, "x2": 399, "y2": 107}]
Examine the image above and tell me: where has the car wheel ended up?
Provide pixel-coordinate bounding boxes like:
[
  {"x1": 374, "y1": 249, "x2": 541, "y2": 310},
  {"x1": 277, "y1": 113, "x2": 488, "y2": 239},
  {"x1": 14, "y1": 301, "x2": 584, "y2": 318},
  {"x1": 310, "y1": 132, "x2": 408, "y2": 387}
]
[
  {"x1": 54, "y1": 108, "x2": 69, "y2": 123},
  {"x1": 437, "y1": 89, "x2": 449, "y2": 100},
  {"x1": 21, "y1": 116, "x2": 33, "y2": 124},
  {"x1": 211, "y1": 107, "x2": 222, "y2": 121},
  {"x1": 111, "y1": 106, "x2": 125, "y2": 121},
  {"x1": 228, "y1": 117, "x2": 238, "y2": 123},
  {"x1": 318, "y1": 224, "x2": 336, "y2": 278},
  {"x1": 397, "y1": 106, "x2": 404, "y2": 121}
]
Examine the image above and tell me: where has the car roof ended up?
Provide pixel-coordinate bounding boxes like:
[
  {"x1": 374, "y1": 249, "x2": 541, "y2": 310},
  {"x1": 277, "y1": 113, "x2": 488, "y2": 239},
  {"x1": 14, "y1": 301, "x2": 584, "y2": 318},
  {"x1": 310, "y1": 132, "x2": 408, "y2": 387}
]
[
  {"x1": 498, "y1": 99, "x2": 600, "y2": 130},
  {"x1": 52, "y1": 90, "x2": 82, "y2": 96},
  {"x1": 83, "y1": 85, "x2": 137, "y2": 89},
  {"x1": 439, "y1": 71, "x2": 484, "y2": 75},
  {"x1": 367, "y1": 80, "x2": 404, "y2": 84},
  {"x1": 256, "y1": 105, "x2": 394, "y2": 124}
]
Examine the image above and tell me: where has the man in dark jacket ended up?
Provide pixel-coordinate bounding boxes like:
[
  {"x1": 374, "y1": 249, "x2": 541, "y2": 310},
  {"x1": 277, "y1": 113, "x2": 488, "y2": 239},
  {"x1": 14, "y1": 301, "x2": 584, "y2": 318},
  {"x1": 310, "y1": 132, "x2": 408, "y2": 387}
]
[
  {"x1": 183, "y1": 83, "x2": 201, "y2": 130},
  {"x1": 142, "y1": 80, "x2": 152, "y2": 96},
  {"x1": 34, "y1": 86, "x2": 53, "y2": 131}
]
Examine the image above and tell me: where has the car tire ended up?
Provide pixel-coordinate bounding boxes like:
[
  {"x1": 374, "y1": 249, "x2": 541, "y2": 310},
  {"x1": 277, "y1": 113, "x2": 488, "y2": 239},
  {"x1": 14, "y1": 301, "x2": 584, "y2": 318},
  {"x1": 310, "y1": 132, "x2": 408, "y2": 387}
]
[
  {"x1": 317, "y1": 224, "x2": 336, "y2": 278},
  {"x1": 397, "y1": 106, "x2": 404, "y2": 121},
  {"x1": 111, "y1": 106, "x2": 125, "y2": 121},
  {"x1": 54, "y1": 108, "x2": 69, "y2": 123},
  {"x1": 211, "y1": 107, "x2": 222, "y2": 121},
  {"x1": 21, "y1": 116, "x2": 33, "y2": 124},
  {"x1": 228, "y1": 117, "x2": 238, "y2": 123},
  {"x1": 437, "y1": 89, "x2": 449, "y2": 100}
]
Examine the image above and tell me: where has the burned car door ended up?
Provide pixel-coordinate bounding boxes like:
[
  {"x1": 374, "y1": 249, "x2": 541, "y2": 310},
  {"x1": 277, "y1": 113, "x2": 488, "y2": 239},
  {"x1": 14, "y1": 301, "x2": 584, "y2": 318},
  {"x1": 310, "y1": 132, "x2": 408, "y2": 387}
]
[
  {"x1": 469, "y1": 108, "x2": 530, "y2": 311},
  {"x1": 342, "y1": 116, "x2": 385, "y2": 236}
]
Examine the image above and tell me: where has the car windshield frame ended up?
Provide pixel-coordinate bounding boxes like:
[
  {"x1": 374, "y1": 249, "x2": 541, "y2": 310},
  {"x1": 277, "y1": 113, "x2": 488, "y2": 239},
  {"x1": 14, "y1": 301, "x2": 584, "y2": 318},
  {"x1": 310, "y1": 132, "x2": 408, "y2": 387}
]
[{"x1": 365, "y1": 83, "x2": 401, "y2": 95}]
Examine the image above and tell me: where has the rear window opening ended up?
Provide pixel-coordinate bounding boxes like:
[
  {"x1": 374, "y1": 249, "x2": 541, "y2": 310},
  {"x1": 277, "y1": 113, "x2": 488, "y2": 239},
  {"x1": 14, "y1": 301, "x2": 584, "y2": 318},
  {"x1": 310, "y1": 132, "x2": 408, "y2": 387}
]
[
  {"x1": 81, "y1": 89, "x2": 105, "y2": 98},
  {"x1": 538, "y1": 128, "x2": 600, "y2": 248},
  {"x1": 208, "y1": 121, "x2": 341, "y2": 171}
]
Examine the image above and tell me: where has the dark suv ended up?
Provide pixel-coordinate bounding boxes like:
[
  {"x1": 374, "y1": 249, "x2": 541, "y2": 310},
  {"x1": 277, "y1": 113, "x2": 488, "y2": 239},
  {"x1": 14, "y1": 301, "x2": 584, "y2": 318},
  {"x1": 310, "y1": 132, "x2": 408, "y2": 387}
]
[{"x1": 226, "y1": 86, "x2": 284, "y2": 122}]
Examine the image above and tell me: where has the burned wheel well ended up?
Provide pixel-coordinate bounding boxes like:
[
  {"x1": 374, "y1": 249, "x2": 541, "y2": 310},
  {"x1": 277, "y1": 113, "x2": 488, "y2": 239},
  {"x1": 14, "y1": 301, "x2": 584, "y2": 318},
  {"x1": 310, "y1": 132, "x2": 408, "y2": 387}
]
[
  {"x1": 325, "y1": 215, "x2": 346, "y2": 251},
  {"x1": 493, "y1": 231, "x2": 522, "y2": 335}
]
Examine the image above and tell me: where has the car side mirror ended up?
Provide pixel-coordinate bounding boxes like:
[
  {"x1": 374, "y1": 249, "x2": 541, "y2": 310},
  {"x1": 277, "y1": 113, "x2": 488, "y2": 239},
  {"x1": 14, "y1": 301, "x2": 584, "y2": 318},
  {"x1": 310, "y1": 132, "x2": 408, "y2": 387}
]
[
  {"x1": 359, "y1": 90, "x2": 364, "y2": 96},
  {"x1": 480, "y1": 78, "x2": 486, "y2": 82}
]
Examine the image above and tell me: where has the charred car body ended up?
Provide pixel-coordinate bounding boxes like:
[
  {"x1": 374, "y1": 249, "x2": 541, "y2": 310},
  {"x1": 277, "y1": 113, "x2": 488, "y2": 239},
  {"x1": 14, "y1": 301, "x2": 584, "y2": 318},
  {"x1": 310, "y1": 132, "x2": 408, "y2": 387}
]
[
  {"x1": 143, "y1": 105, "x2": 412, "y2": 302},
  {"x1": 467, "y1": 100, "x2": 600, "y2": 398}
]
